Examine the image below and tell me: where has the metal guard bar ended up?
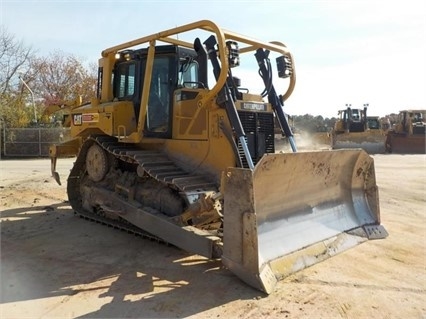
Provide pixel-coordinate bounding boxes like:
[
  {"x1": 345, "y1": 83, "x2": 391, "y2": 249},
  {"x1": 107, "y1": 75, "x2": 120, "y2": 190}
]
[{"x1": 100, "y1": 20, "x2": 295, "y2": 108}]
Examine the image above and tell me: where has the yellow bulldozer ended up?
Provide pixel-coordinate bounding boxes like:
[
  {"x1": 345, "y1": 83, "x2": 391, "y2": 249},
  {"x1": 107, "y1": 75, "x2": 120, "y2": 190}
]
[
  {"x1": 385, "y1": 109, "x2": 426, "y2": 153},
  {"x1": 331, "y1": 105, "x2": 387, "y2": 153},
  {"x1": 49, "y1": 20, "x2": 387, "y2": 294}
]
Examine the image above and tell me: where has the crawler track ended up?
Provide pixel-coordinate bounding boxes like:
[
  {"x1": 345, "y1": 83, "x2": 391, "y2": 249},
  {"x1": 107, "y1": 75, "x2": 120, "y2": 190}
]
[{"x1": 67, "y1": 135, "x2": 219, "y2": 242}]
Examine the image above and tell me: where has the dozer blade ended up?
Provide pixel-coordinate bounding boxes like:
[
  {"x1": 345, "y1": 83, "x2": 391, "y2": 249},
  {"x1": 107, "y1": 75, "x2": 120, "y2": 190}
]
[
  {"x1": 386, "y1": 133, "x2": 426, "y2": 154},
  {"x1": 332, "y1": 131, "x2": 386, "y2": 154},
  {"x1": 221, "y1": 149, "x2": 387, "y2": 294}
]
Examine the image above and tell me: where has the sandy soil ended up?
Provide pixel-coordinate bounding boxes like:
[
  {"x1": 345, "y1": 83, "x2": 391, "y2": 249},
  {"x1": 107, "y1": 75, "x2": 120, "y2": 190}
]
[{"x1": 1, "y1": 154, "x2": 425, "y2": 319}]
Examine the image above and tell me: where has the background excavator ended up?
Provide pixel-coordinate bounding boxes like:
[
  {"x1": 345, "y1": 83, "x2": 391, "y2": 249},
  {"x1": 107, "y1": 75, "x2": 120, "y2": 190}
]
[
  {"x1": 331, "y1": 105, "x2": 387, "y2": 153},
  {"x1": 49, "y1": 20, "x2": 387, "y2": 294},
  {"x1": 385, "y1": 109, "x2": 426, "y2": 153}
]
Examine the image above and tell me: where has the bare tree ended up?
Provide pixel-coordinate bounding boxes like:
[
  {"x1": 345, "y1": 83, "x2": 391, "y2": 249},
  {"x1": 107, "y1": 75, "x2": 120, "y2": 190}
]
[
  {"x1": 0, "y1": 27, "x2": 34, "y2": 95},
  {"x1": 0, "y1": 27, "x2": 35, "y2": 127}
]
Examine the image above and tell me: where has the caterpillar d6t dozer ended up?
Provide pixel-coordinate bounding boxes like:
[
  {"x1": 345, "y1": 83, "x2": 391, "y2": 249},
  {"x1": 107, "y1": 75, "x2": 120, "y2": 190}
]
[
  {"x1": 331, "y1": 105, "x2": 386, "y2": 154},
  {"x1": 49, "y1": 20, "x2": 387, "y2": 294},
  {"x1": 385, "y1": 110, "x2": 426, "y2": 154}
]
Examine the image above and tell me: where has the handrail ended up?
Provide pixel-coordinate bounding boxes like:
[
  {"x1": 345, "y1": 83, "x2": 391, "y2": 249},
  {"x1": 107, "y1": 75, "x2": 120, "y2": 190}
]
[{"x1": 101, "y1": 20, "x2": 295, "y2": 106}]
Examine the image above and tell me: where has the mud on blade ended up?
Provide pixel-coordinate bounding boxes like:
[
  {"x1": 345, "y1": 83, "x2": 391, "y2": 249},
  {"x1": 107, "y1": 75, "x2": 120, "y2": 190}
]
[{"x1": 221, "y1": 149, "x2": 387, "y2": 294}]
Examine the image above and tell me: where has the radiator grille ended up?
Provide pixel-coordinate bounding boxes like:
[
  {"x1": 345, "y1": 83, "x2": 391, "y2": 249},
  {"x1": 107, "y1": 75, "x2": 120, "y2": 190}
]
[{"x1": 237, "y1": 111, "x2": 275, "y2": 168}]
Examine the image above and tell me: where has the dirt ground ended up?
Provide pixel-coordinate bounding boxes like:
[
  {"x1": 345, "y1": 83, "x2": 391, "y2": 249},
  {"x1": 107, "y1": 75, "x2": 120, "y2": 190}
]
[{"x1": 0, "y1": 153, "x2": 425, "y2": 319}]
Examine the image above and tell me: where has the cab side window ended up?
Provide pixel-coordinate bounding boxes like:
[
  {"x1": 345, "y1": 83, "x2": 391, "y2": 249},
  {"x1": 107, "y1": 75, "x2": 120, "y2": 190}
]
[
  {"x1": 178, "y1": 59, "x2": 199, "y2": 88},
  {"x1": 115, "y1": 62, "x2": 136, "y2": 99}
]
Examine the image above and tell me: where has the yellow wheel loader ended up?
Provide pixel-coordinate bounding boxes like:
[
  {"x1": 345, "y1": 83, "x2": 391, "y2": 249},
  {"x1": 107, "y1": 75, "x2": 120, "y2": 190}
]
[
  {"x1": 385, "y1": 109, "x2": 426, "y2": 153},
  {"x1": 331, "y1": 106, "x2": 387, "y2": 153},
  {"x1": 50, "y1": 20, "x2": 387, "y2": 294}
]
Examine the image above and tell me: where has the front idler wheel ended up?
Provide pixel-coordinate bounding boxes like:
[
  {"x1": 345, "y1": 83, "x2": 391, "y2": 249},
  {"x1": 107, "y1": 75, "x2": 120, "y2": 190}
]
[{"x1": 86, "y1": 144, "x2": 109, "y2": 182}]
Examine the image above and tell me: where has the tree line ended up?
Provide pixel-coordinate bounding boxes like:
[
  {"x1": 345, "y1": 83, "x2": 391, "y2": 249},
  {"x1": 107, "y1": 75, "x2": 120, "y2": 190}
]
[{"x1": 0, "y1": 27, "x2": 97, "y2": 128}]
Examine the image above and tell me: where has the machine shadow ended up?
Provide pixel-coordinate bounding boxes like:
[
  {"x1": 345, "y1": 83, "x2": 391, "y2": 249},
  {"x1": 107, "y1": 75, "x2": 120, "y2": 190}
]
[{"x1": 1, "y1": 201, "x2": 262, "y2": 318}]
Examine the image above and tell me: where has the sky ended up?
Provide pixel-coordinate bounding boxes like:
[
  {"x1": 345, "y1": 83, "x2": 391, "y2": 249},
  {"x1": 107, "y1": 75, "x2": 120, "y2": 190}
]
[{"x1": 1, "y1": 0, "x2": 425, "y2": 118}]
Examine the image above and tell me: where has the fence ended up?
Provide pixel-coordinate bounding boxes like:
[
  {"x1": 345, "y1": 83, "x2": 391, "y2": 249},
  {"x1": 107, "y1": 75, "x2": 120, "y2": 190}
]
[{"x1": 2, "y1": 127, "x2": 70, "y2": 157}]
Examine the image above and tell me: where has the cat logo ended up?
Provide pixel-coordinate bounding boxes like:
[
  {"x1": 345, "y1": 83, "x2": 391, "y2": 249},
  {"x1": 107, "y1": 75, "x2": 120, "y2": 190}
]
[
  {"x1": 73, "y1": 114, "x2": 82, "y2": 126},
  {"x1": 241, "y1": 102, "x2": 267, "y2": 111}
]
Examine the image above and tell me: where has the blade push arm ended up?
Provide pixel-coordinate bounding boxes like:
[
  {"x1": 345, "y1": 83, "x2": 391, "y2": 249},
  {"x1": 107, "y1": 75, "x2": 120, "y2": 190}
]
[
  {"x1": 204, "y1": 35, "x2": 255, "y2": 169},
  {"x1": 255, "y1": 48, "x2": 297, "y2": 152}
]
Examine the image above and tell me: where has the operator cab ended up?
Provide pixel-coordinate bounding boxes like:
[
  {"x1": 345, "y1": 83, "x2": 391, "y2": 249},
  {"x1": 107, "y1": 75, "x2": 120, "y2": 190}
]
[
  {"x1": 112, "y1": 45, "x2": 202, "y2": 138},
  {"x1": 413, "y1": 112, "x2": 423, "y2": 123},
  {"x1": 340, "y1": 107, "x2": 367, "y2": 132},
  {"x1": 351, "y1": 109, "x2": 361, "y2": 122}
]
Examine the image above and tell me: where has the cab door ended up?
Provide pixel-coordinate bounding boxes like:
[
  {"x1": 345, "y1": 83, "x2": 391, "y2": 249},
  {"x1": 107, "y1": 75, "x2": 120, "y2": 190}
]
[{"x1": 143, "y1": 56, "x2": 175, "y2": 138}]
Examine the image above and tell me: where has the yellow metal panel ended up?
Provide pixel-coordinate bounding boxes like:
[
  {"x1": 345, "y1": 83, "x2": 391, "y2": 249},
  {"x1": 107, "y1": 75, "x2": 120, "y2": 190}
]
[
  {"x1": 173, "y1": 89, "x2": 209, "y2": 140},
  {"x1": 165, "y1": 129, "x2": 235, "y2": 183},
  {"x1": 69, "y1": 101, "x2": 137, "y2": 140}
]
